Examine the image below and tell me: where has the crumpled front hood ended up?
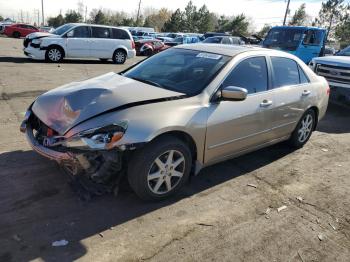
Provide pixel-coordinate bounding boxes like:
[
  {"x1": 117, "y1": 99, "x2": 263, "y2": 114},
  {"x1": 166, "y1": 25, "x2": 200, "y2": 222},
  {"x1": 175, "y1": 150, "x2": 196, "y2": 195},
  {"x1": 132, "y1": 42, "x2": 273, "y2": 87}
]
[
  {"x1": 313, "y1": 56, "x2": 350, "y2": 68},
  {"x1": 26, "y1": 32, "x2": 55, "y2": 40},
  {"x1": 32, "y1": 72, "x2": 185, "y2": 135}
]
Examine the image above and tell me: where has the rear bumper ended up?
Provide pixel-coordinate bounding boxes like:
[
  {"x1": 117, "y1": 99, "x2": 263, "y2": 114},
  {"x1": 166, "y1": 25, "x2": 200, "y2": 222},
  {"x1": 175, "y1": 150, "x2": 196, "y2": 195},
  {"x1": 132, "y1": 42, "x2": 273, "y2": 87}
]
[
  {"x1": 127, "y1": 49, "x2": 136, "y2": 59},
  {"x1": 23, "y1": 46, "x2": 45, "y2": 60}
]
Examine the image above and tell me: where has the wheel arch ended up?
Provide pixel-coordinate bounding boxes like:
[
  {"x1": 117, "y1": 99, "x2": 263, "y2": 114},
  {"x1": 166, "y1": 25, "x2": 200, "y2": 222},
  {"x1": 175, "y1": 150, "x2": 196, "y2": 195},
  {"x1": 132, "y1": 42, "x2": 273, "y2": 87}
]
[
  {"x1": 113, "y1": 47, "x2": 128, "y2": 56},
  {"x1": 149, "y1": 130, "x2": 198, "y2": 167}
]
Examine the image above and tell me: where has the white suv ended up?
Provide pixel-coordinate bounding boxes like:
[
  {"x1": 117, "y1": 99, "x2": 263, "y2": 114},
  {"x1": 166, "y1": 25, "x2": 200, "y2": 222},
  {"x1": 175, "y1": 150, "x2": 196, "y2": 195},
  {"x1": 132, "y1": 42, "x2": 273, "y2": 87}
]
[{"x1": 23, "y1": 23, "x2": 136, "y2": 64}]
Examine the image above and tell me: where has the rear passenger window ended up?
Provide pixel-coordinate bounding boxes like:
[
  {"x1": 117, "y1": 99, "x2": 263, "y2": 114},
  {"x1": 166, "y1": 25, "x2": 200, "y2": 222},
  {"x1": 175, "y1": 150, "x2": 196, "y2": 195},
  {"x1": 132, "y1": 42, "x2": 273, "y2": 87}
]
[
  {"x1": 298, "y1": 66, "x2": 309, "y2": 84},
  {"x1": 111, "y1": 28, "x2": 130, "y2": 39},
  {"x1": 222, "y1": 57, "x2": 268, "y2": 94},
  {"x1": 91, "y1": 27, "x2": 110, "y2": 38},
  {"x1": 271, "y1": 57, "x2": 300, "y2": 88}
]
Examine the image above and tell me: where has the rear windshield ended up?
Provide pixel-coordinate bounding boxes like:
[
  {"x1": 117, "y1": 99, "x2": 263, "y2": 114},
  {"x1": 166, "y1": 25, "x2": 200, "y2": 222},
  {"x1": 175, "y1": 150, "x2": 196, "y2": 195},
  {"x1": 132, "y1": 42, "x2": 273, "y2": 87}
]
[
  {"x1": 123, "y1": 48, "x2": 231, "y2": 96},
  {"x1": 203, "y1": 37, "x2": 223, "y2": 43}
]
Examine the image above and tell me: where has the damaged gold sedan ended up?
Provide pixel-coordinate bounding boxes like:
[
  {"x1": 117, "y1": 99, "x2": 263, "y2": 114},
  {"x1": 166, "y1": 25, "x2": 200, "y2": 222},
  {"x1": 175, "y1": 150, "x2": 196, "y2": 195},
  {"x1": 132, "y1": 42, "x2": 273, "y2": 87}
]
[{"x1": 20, "y1": 44, "x2": 329, "y2": 200}]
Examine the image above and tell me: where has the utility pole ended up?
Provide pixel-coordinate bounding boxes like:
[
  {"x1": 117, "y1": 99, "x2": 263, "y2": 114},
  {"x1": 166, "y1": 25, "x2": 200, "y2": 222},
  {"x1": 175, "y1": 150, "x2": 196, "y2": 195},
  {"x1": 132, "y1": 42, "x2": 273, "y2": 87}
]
[
  {"x1": 85, "y1": 6, "x2": 87, "y2": 22},
  {"x1": 136, "y1": 0, "x2": 142, "y2": 26},
  {"x1": 283, "y1": 0, "x2": 291, "y2": 26},
  {"x1": 41, "y1": 0, "x2": 45, "y2": 26}
]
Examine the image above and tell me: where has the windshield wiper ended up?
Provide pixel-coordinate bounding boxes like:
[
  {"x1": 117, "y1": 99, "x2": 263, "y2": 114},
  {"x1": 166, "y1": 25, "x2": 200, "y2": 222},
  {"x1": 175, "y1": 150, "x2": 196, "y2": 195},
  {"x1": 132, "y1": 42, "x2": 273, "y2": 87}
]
[{"x1": 130, "y1": 77, "x2": 163, "y2": 88}]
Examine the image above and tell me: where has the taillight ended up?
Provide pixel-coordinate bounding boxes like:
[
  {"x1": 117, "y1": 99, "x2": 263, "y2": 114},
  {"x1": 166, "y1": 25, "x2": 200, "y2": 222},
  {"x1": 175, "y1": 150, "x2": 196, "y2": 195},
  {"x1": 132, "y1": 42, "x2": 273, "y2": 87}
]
[
  {"x1": 326, "y1": 85, "x2": 330, "y2": 95},
  {"x1": 131, "y1": 41, "x2": 135, "y2": 49}
]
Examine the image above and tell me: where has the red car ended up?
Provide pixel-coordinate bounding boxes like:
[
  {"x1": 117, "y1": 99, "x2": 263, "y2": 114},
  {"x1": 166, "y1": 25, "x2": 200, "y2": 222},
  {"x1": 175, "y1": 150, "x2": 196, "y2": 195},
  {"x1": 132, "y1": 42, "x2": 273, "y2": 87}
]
[
  {"x1": 4, "y1": 24, "x2": 40, "y2": 38},
  {"x1": 135, "y1": 39, "x2": 170, "y2": 56}
]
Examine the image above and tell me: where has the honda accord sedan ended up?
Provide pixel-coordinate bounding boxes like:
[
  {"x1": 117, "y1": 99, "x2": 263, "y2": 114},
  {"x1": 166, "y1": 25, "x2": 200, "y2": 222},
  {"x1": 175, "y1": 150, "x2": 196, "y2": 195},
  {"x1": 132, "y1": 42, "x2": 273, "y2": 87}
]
[{"x1": 20, "y1": 44, "x2": 329, "y2": 200}]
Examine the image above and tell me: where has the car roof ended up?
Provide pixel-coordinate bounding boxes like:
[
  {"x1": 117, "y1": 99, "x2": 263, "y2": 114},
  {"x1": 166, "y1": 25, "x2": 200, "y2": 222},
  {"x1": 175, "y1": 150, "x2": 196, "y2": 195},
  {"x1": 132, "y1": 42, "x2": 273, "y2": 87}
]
[
  {"x1": 175, "y1": 44, "x2": 271, "y2": 57},
  {"x1": 271, "y1": 26, "x2": 326, "y2": 31}
]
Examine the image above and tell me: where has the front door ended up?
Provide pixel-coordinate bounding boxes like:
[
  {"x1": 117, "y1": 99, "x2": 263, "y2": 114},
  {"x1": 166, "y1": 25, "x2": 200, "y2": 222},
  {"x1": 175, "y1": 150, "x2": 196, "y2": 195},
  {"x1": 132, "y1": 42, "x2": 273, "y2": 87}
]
[
  {"x1": 66, "y1": 26, "x2": 91, "y2": 58},
  {"x1": 205, "y1": 56, "x2": 275, "y2": 164},
  {"x1": 296, "y1": 29, "x2": 326, "y2": 63}
]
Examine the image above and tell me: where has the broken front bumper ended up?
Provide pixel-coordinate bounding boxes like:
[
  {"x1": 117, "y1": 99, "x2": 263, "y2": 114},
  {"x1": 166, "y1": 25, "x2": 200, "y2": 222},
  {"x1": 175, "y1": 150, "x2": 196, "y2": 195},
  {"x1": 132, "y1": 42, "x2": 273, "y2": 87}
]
[{"x1": 22, "y1": 122, "x2": 75, "y2": 163}]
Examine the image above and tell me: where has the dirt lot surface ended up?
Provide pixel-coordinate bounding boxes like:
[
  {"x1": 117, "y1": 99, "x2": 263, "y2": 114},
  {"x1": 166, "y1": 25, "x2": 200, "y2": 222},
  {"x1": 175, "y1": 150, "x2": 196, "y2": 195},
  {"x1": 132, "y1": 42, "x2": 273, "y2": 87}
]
[{"x1": 0, "y1": 37, "x2": 349, "y2": 262}]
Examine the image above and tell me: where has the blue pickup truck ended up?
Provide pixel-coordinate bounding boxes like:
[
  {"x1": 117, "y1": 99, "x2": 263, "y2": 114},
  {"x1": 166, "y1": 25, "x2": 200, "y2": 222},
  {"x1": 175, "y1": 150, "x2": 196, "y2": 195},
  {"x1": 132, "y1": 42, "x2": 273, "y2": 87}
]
[{"x1": 262, "y1": 26, "x2": 327, "y2": 64}]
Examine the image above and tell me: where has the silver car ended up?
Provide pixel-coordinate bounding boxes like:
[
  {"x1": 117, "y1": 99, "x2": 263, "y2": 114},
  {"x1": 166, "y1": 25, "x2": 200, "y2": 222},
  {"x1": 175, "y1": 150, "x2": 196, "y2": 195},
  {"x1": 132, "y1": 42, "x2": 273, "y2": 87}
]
[{"x1": 20, "y1": 44, "x2": 330, "y2": 200}]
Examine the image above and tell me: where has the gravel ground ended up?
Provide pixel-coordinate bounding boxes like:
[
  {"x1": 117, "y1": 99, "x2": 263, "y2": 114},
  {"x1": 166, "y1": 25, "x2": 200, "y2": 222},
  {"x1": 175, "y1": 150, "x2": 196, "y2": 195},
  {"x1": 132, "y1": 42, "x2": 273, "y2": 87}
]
[{"x1": 0, "y1": 37, "x2": 349, "y2": 262}]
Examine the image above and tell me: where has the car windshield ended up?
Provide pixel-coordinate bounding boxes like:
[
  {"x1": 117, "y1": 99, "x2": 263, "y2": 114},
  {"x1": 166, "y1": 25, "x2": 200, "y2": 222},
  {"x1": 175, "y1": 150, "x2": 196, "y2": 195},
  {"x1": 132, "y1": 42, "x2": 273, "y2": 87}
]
[
  {"x1": 52, "y1": 24, "x2": 75, "y2": 35},
  {"x1": 263, "y1": 28, "x2": 304, "y2": 51},
  {"x1": 203, "y1": 37, "x2": 222, "y2": 43},
  {"x1": 123, "y1": 48, "x2": 231, "y2": 96},
  {"x1": 337, "y1": 45, "x2": 350, "y2": 56}
]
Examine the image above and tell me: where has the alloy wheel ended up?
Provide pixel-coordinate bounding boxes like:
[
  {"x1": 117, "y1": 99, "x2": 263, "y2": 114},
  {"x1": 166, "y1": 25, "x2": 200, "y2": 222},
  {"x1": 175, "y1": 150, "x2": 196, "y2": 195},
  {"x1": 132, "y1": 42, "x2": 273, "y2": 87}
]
[
  {"x1": 147, "y1": 150, "x2": 185, "y2": 195},
  {"x1": 115, "y1": 52, "x2": 126, "y2": 63},
  {"x1": 298, "y1": 113, "x2": 313, "y2": 143},
  {"x1": 48, "y1": 49, "x2": 62, "y2": 62}
]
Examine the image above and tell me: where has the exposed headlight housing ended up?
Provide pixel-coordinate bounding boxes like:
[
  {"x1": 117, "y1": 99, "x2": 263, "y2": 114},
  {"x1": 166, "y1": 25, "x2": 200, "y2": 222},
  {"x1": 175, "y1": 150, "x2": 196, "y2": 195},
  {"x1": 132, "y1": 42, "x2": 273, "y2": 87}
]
[{"x1": 65, "y1": 121, "x2": 128, "y2": 150}]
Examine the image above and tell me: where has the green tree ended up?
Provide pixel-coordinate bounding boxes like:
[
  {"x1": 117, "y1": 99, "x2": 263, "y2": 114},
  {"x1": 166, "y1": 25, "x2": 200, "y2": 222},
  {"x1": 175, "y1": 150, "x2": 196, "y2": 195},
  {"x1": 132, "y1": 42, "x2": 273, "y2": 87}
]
[
  {"x1": 91, "y1": 9, "x2": 108, "y2": 25},
  {"x1": 289, "y1": 3, "x2": 307, "y2": 26},
  {"x1": 47, "y1": 14, "x2": 65, "y2": 28},
  {"x1": 183, "y1": 1, "x2": 197, "y2": 31},
  {"x1": 315, "y1": 0, "x2": 350, "y2": 38},
  {"x1": 257, "y1": 24, "x2": 272, "y2": 38},
  {"x1": 64, "y1": 10, "x2": 82, "y2": 23},
  {"x1": 196, "y1": 5, "x2": 215, "y2": 33},
  {"x1": 335, "y1": 13, "x2": 350, "y2": 46},
  {"x1": 162, "y1": 9, "x2": 184, "y2": 32},
  {"x1": 217, "y1": 14, "x2": 249, "y2": 35},
  {"x1": 0, "y1": 15, "x2": 4, "y2": 21}
]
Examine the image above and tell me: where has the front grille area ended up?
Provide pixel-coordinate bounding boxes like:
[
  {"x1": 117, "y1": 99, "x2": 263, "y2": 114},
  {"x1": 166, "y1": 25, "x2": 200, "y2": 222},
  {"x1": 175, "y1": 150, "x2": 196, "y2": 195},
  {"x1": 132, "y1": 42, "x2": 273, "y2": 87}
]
[{"x1": 316, "y1": 63, "x2": 350, "y2": 84}]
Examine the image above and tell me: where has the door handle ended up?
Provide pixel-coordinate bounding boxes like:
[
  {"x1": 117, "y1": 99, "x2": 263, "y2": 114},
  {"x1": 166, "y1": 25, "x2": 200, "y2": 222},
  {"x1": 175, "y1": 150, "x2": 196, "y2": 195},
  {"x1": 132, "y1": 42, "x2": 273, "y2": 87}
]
[
  {"x1": 302, "y1": 90, "x2": 311, "y2": 96},
  {"x1": 260, "y1": 100, "x2": 273, "y2": 107}
]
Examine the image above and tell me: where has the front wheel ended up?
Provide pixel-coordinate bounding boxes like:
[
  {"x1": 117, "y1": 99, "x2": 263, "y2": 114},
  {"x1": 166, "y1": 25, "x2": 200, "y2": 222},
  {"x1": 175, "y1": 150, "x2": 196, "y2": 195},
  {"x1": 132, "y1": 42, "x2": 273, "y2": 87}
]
[
  {"x1": 289, "y1": 109, "x2": 316, "y2": 148},
  {"x1": 45, "y1": 47, "x2": 63, "y2": 63},
  {"x1": 112, "y1": 50, "x2": 127, "y2": 64},
  {"x1": 128, "y1": 136, "x2": 192, "y2": 201}
]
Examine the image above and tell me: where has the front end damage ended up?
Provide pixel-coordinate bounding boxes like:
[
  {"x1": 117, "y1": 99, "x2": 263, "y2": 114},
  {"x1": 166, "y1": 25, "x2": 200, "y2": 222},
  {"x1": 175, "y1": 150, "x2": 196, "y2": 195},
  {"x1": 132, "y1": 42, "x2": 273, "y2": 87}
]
[{"x1": 20, "y1": 110, "x2": 140, "y2": 200}]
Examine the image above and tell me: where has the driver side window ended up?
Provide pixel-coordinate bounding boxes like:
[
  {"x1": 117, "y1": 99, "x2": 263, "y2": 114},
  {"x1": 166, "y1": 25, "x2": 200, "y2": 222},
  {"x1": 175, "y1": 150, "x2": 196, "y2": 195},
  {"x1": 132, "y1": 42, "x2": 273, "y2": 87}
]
[{"x1": 222, "y1": 57, "x2": 268, "y2": 94}]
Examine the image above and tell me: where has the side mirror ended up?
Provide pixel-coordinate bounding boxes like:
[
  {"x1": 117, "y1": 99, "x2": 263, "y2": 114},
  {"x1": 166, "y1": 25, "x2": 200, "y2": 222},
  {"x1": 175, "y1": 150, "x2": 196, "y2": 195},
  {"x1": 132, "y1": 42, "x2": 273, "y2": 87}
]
[{"x1": 221, "y1": 86, "x2": 248, "y2": 101}]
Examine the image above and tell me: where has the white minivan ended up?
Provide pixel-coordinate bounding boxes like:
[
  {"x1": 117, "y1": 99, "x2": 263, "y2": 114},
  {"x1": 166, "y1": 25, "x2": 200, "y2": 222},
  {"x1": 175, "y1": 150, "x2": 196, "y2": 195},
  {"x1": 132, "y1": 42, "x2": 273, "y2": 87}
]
[{"x1": 23, "y1": 23, "x2": 136, "y2": 64}]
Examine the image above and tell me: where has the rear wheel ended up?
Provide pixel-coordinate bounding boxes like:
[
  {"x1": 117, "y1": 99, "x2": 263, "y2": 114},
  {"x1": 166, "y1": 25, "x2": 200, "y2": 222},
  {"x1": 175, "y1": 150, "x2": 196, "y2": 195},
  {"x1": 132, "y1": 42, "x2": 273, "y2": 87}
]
[
  {"x1": 128, "y1": 135, "x2": 192, "y2": 201},
  {"x1": 289, "y1": 109, "x2": 316, "y2": 148},
  {"x1": 12, "y1": 31, "x2": 21, "y2": 38},
  {"x1": 112, "y1": 49, "x2": 127, "y2": 64},
  {"x1": 45, "y1": 47, "x2": 63, "y2": 63}
]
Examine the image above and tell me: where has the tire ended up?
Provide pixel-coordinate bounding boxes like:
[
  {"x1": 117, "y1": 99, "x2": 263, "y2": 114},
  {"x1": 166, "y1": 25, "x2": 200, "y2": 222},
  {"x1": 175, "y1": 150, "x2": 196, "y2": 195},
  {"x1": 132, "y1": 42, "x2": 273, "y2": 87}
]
[
  {"x1": 289, "y1": 109, "x2": 316, "y2": 148},
  {"x1": 45, "y1": 46, "x2": 64, "y2": 63},
  {"x1": 112, "y1": 49, "x2": 127, "y2": 64},
  {"x1": 144, "y1": 48, "x2": 153, "y2": 57},
  {"x1": 128, "y1": 135, "x2": 192, "y2": 201},
  {"x1": 99, "y1": 58, "x2": 108, "y2": 62},
  {"x1": 12, "y1": 31, "x2": 20, "y2": 38}
]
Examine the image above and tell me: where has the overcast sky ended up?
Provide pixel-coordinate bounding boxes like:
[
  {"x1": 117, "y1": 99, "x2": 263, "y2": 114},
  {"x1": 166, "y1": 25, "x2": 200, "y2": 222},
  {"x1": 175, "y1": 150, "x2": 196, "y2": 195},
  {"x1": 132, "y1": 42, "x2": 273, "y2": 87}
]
[{"x1": 0, "y1": 0, "x2": 348, "y2": 29}]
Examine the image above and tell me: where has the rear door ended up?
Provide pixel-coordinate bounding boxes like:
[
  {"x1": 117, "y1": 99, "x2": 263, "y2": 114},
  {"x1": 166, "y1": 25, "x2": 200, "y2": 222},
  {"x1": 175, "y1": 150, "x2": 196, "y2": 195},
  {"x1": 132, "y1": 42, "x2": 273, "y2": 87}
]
[
  {"x1": 266, "y1": 56, "x2": 310, "y2": 139},
  {"x1": 205, "y1": 56, "x2": 275, "y2": 164},
  {"x1": 66, "y1": 26, "x2": 91, "y2": 58},
  {"x1": 90, "y1": 27, "x2": 115, "y2": 58}
]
